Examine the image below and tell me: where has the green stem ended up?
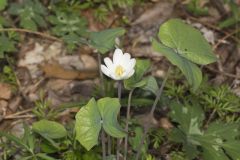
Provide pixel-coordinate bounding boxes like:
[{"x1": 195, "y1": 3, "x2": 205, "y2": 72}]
[
  {"x1": 135, "y1": 67, "x2": 171, "y2": 160},
  {"x1": 101, "y1": 130, "x2": 107, "y2": 160},
  {"x1": 116, "y1": 81, "x2": 122, "y2": 160},
  {"x1": 124, "y1": 89, "x2": 134, "y2": 160}
]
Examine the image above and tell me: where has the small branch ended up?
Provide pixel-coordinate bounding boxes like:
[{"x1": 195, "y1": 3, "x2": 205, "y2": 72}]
[
  {"x1": 204, "y1": 109, "x2": 216, "y2": 128},
  {"x1": 213, "y1": 28, "x2": 240, "y2": 50},
  {"x1": 205, "y1": 66, "x2": 240, "y2": 79},
  {"x1": 135, "y1": 67, "x2": 171, "y2": 160},
  {"x1": 101, "y1": 130, "x2": 107, "y2": 160},
  {"x1": 0, "y1": 28, "x2": 61, "y2": 42},
  {"x1": 116, "y1": 81, "x2": 122, "y2": 160},
  {"x1": 124, "y1": 89, "x2": 134, "y2": 160}
]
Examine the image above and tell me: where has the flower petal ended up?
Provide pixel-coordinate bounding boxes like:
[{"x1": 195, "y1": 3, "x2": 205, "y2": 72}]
[
  {"x1": 127, "y1": 69, "x2": 135, "y2": 78},
  {"x1": 104, "y1": 57, "x2": 113, "y2": 69},
  {"x1": 120, "y1": 53, "x2": 131, "y2": 66},
  {"x1": 128, "y1": 58, "x2": 136, "y2": 70},
  {"x1": 101, "y1": 65, "x2": 110, "y2": 77},
  {"x1": 113, "y1": 48, "x2": 123, "y2": 64}
]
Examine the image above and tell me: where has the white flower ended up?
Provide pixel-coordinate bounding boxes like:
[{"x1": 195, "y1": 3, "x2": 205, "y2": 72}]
[{"x1": 101, "y1": 48, "x2": 136, "y2": 80}]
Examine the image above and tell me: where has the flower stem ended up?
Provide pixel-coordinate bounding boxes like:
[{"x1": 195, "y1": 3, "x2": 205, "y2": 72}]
[
  {"x1": 124, "y1": 89, "x2": 134, "y2": 160},
  {"x1": 107, "y1": 135, "x2": 111, "y2": 155},
  {"x1": 116, "y1": 81, "x2": 122, "y2": 160},
  {"x1": 135, "y1": 67, "x2": 171, "y2": 160},
  {"x1": 98, "y1": 53, "x2": 105, "y2": 96},
  {"x1": 101, "y1": 129, "x2": 106, "y2": 160}
]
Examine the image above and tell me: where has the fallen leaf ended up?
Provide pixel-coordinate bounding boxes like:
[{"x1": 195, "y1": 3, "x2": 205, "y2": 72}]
[{"x1": 41, "y1": 63, "x2": 98, "y2": 80}]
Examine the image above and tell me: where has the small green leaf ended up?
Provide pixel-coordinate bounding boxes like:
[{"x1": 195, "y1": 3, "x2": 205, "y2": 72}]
[
  {"x1": 89, "y1": 28, "x2": 125, "y2": 54},
  {"x1": 75, "y1": 98, "x2": 101, "y2": 151},
  {"x1": 97, "y1": 97, "x2": 126, "y2": 138},
  {"x1": 36, "y1": 153, "x2": 57, "y2": 160},
  {"x1": 0, "y1": 131, "x2": 29, "y2": 151},
  {"x1": 153, "y1": 39, "x2": 202, "y2": 91},
  {"x1": 124, "y1": 59, "x2": 151, "y2": 90},
  {"x1": 158, "y1": 18, "x2": 217, "y2": 65},
  {"x1": 0, "y1": 0, "x2": 7, "y2": 11},
  {"x1": 32, "y1": 120, "x2": 67, "y2": 139},
  {"x1": 142, "y1": 76, "x2": 159, "y2": 95}
]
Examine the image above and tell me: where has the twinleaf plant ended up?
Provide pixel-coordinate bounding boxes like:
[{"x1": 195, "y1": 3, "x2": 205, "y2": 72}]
[
  {"x1": 153, "y1": 19, "x2": 217, "y2": 90},
  {"x1": 75, "y1": 98, "x2": 126, "y2": 150}
]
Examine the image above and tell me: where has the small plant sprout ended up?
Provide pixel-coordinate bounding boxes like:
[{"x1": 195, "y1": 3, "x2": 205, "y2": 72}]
[{"x1": 101, "y1": 48, "x2": 136, "y2": 80}]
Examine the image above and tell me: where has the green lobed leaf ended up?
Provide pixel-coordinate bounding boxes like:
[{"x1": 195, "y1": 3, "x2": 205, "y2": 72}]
[
  {"x1": 205, "y1": 122, "x2": 239, "y2": 141},
  {"x1": 221, "y1": 141, "x2": 240, "y2": 160},
  {"x1": 158, "y1": 18, "x2": 217, "y2": 65},
  {"x1": 170, "y1": 102, "x2": 204, "y2": 135},
  {"x1": 0, "y1": 0, "x2": 7, "y2": 11},
  {"x1": 8, "y1": 0, "x2": 47, "y2": 31},
  {"x1": 32, "y1": 120, "x2": 67, "y2": 139},
  {"x1": 97, "y1": 97, "x2": 126, "y2": 138},
  {"x1": 75, "y1": 98, "x2": 101, "y2": 151},
  {"x1": 89, "y1": 27, "x2": 125, "y2": 54},
  {"x1": 153, "y1": 39, "x2": 202, "y2": 91},
  {"x1": 124, "y1": 59, "x2": 151, "y2": 90}
]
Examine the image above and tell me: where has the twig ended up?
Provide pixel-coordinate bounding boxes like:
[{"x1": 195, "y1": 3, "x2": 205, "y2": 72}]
[
  {"x1": 204, "y1": 109, "x2": 216, "y2": 128},
  {"x1": 116, "y1": 81, "x2": 122, "y2": 160},
  {"x1": 101, "y1": 130, "x2": 107, "y2": 160},
  {"x1": 124, "y1": 89, "x2": 134, "y2": 160},
  {"x1": 213, "y1": 28, "x2": 240, "y2": 50},
  {"x1": 4, "y1": 114, "x2": 35, "y2": 119},
  {"x1": 3, "y1": 108, "x2": 32, "y2": 119},
  {"x1": 135, "y1": 67, "x2": 171, "y2": 160},
  {"x1": 188, "y1": 16, "x2": 240, "y2": 44},
  {"x1": 0, "y1": 28, "x2": 61, "y2": 42},
  {"x1": 205, "y1": 66, "x2": 240, "y2": 79}
]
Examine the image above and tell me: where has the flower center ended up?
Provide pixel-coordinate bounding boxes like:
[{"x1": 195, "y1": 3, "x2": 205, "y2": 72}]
[{"x1": 115, "y1": 65, "x2": 124, "y2": 77}]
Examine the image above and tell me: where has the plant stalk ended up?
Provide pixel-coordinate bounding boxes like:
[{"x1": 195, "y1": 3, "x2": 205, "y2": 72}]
[
  {"x1": 101, "y1": 130, "x2": 106, "y2": 160},
  {"x1": 124, "y1": 89, "x2": 134, "y2": 160},
  {"x1": 116, "y1": 81, "x2": 122, "y2": 160},
  {"x1": 135, "y1": 67, "x2": 171, "y2": 160}
]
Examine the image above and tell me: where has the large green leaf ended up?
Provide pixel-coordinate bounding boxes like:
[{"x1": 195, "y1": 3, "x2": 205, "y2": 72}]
[
  {"x1": 153, "y1": 39, "x2": 202, "y2": 91},
  {"x1": 89, "y1": 28, "x2": 125, "y2": 54},
  {"x1": 97, "y1": 97, "x2": 126, "y2": 138},
  {"x1": 75, "y1": 98, "x2": 101, "y2": 151},
  {"x1": 0, "y1": 0, "x2": 7, "y2": 11},
  {"x1": 158, "y1": 19, "x2": 217, "y2": 65},
  {"x1": 124, "y1": 59, "x2": 151, "y2": 90},
  {"x1": 32, "y1": 120, "x2": 67, "y2": 139}
]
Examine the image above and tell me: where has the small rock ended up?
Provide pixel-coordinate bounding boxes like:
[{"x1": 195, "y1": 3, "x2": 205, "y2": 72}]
[
  {"x1": 0, "y1": 83, "x2": 12, "y2": 100},
  {"x1": 9, "y1": 96, "x2": 22, "y2": 112}
]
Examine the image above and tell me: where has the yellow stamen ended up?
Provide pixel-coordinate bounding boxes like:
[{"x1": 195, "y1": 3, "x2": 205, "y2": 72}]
[{"x1": 115, "y1": 65, "x2": 124, "y2": 77}]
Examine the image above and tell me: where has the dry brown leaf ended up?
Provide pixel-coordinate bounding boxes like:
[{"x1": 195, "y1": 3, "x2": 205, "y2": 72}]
[
  {"x1": 132, "y1": 1, "x2": 174, "y2": 26},
  {"x1": 41, "y1": 63, "x2": 98, "y2": 80}
]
